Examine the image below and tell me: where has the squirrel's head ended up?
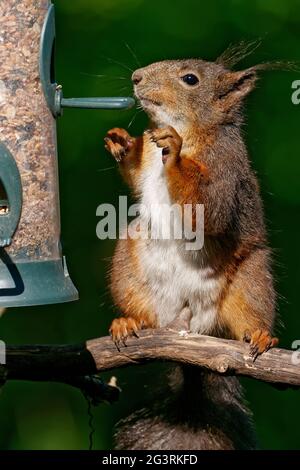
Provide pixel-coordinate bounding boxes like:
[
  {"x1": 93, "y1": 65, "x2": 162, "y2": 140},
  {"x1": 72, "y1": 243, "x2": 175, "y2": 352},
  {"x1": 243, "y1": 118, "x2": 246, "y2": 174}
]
[
  {"x1": 132, "y1": 59, "x2": 259, "y2": 129},
  {"x1": 132, "y1": 43, "x2": 295, "y2": 130}
]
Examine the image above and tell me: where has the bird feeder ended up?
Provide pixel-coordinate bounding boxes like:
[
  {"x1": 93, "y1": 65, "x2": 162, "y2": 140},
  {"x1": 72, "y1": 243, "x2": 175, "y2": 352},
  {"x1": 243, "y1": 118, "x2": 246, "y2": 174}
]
[{"x1": 0, "y1": 1, "x2": 134, "y2": 307}]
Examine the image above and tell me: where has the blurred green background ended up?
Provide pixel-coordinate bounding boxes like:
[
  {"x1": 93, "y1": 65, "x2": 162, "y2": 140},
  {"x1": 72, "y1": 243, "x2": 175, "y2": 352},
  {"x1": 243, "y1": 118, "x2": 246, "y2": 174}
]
[{"x1": 1, "y1": 0, "x2": 300, "y2": 450}]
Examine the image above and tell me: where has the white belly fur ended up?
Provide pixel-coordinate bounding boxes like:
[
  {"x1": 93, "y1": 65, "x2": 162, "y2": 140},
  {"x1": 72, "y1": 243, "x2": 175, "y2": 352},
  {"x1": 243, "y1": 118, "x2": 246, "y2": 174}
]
[{"x1": 138, "y1": 143, "x2": 223, "y2": 334}]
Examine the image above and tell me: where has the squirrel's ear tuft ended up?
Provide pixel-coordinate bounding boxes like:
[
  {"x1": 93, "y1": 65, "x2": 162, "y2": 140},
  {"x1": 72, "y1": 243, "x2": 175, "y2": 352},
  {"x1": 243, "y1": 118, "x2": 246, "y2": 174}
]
[
  {"x1": 251, "y1": 61, "x2": 300, "y2": 73},
  {"x1": 216, "y1": 40, "x2": 299, "y2": 73},
  {"x1": 216, "y1": 39, "x2": 262, "y2": 69},
  {"x1": 215, "y1": 68, "x2": 257, "y2": 108}
]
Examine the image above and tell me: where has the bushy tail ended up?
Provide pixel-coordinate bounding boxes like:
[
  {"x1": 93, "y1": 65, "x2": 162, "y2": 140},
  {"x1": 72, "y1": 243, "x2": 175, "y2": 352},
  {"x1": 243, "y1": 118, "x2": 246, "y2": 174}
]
[{"x1": 114, "y1": 365, "x2": 257, "y2": 450}]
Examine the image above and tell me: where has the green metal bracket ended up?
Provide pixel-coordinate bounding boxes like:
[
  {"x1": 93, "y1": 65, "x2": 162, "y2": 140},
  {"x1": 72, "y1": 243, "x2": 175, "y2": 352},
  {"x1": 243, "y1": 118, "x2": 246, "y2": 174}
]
[
  {"x1": 40, "y1": 3, "x2": 135, "y2": 117},
  {"x1": 0, "y1": 143, "x2": 22, "y2": 248}
]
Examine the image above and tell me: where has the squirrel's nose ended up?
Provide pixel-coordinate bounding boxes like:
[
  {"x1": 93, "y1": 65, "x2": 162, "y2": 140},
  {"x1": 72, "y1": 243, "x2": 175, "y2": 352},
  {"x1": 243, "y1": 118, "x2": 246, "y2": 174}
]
[{"x1": 132, "y1": 70, "x2": 143, "y2": 85}]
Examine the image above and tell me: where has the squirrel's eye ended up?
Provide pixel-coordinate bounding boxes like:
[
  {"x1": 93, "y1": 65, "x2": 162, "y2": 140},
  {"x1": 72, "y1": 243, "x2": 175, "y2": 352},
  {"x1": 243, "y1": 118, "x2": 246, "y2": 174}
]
[{"x1": 181, "y1": 74, "x2": 199, "y2": 86}]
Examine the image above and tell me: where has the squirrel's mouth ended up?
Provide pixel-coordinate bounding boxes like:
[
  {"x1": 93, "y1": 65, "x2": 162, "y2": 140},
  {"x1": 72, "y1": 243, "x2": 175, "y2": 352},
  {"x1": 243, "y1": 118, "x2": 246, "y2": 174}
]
[{"x1": 138, "y1": 96, "x2": 161, "y2": 107}]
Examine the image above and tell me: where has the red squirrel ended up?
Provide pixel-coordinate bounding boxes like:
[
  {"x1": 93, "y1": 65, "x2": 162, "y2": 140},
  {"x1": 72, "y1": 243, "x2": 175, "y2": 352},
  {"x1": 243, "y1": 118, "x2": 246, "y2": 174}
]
[{"x1": 104, "y1": 45, "x2": 282, "y2": 449}]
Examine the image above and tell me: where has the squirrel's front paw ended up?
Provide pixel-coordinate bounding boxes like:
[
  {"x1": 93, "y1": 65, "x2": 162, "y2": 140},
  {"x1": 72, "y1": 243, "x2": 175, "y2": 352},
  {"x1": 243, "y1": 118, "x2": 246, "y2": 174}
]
[
  {"x1": 244, "y1": 329, "x2": 279, "y2": 361},
  {"x1": 104, "y1": 128, "x2": 134, "y2": 163},
  {"x1": 148, "y1": 126, "x2": 182, "y2": 165}
]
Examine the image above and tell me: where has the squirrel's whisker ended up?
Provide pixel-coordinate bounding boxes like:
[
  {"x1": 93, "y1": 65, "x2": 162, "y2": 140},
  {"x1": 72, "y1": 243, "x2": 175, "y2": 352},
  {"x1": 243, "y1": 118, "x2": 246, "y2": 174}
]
[
  {"x1": 123, "y1": 41, "x2": 141, "y2": 68},
  {"x1": 97, "y1": 166, "x2": 116, "y2": 172},
  {"x1": 127, "y1": 110, "x2": 143, "y2": 129},
  {"x1": 80, "y1": 72, "x2": 129, "y2": 81},
  {"x1": 98, "y1": 53, "x2": 134, "y2": 74}
]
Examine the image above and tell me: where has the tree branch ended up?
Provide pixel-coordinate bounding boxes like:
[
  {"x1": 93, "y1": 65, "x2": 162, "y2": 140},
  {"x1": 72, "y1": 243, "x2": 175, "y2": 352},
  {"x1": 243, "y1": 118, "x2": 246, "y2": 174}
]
[
  {"x1": 0, "y1": 343, "x2": 120, "y2": 404},
  {"x1": 1, "y1": 328, "x2": 299, "y2": 394}
]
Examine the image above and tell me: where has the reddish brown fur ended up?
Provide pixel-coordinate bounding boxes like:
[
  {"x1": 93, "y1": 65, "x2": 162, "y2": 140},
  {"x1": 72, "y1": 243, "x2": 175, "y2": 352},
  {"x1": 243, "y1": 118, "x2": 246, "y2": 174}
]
[
  {"x1": 103, "y1": 51, "x2": 283, "y2": 449},
  {"x1": 110, "y1": 237, "x2": 157, "y2": 334},
  {"x1": 105, "y1": 57, "x2": 278, "y2": 352}
]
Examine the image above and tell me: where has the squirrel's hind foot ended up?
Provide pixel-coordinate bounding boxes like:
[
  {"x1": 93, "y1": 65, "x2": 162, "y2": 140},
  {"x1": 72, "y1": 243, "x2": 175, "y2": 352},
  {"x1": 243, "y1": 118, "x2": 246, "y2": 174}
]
[
  {"x1": 244, "y1": 329, "x2": 279, "y2": 361},
  {"x1": 109, "y1": 317, "x2": 140, "y2": 350}
]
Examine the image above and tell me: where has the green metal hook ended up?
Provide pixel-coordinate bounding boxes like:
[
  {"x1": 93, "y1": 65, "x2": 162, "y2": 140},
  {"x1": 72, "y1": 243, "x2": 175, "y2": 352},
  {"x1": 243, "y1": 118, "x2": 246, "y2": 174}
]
[{"x1": 40, "y1": 4, "x2": 135, "y2": 117}]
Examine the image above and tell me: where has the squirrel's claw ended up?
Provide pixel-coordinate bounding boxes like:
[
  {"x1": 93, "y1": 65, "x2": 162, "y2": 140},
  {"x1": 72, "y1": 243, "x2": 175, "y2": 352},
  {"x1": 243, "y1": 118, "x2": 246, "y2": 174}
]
[
  {"x1": 109, "y1": 317, "x2": 140, "y2": 350},
  {"x1": 147, "y1": 126, "x2": 182, "y2": 165},
  {"x1": 104, "y1": 128, "x2": 134, "y2": 162},
  {"x1": 247, "y1": 329, "x2": 279, "y2": 362}
]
